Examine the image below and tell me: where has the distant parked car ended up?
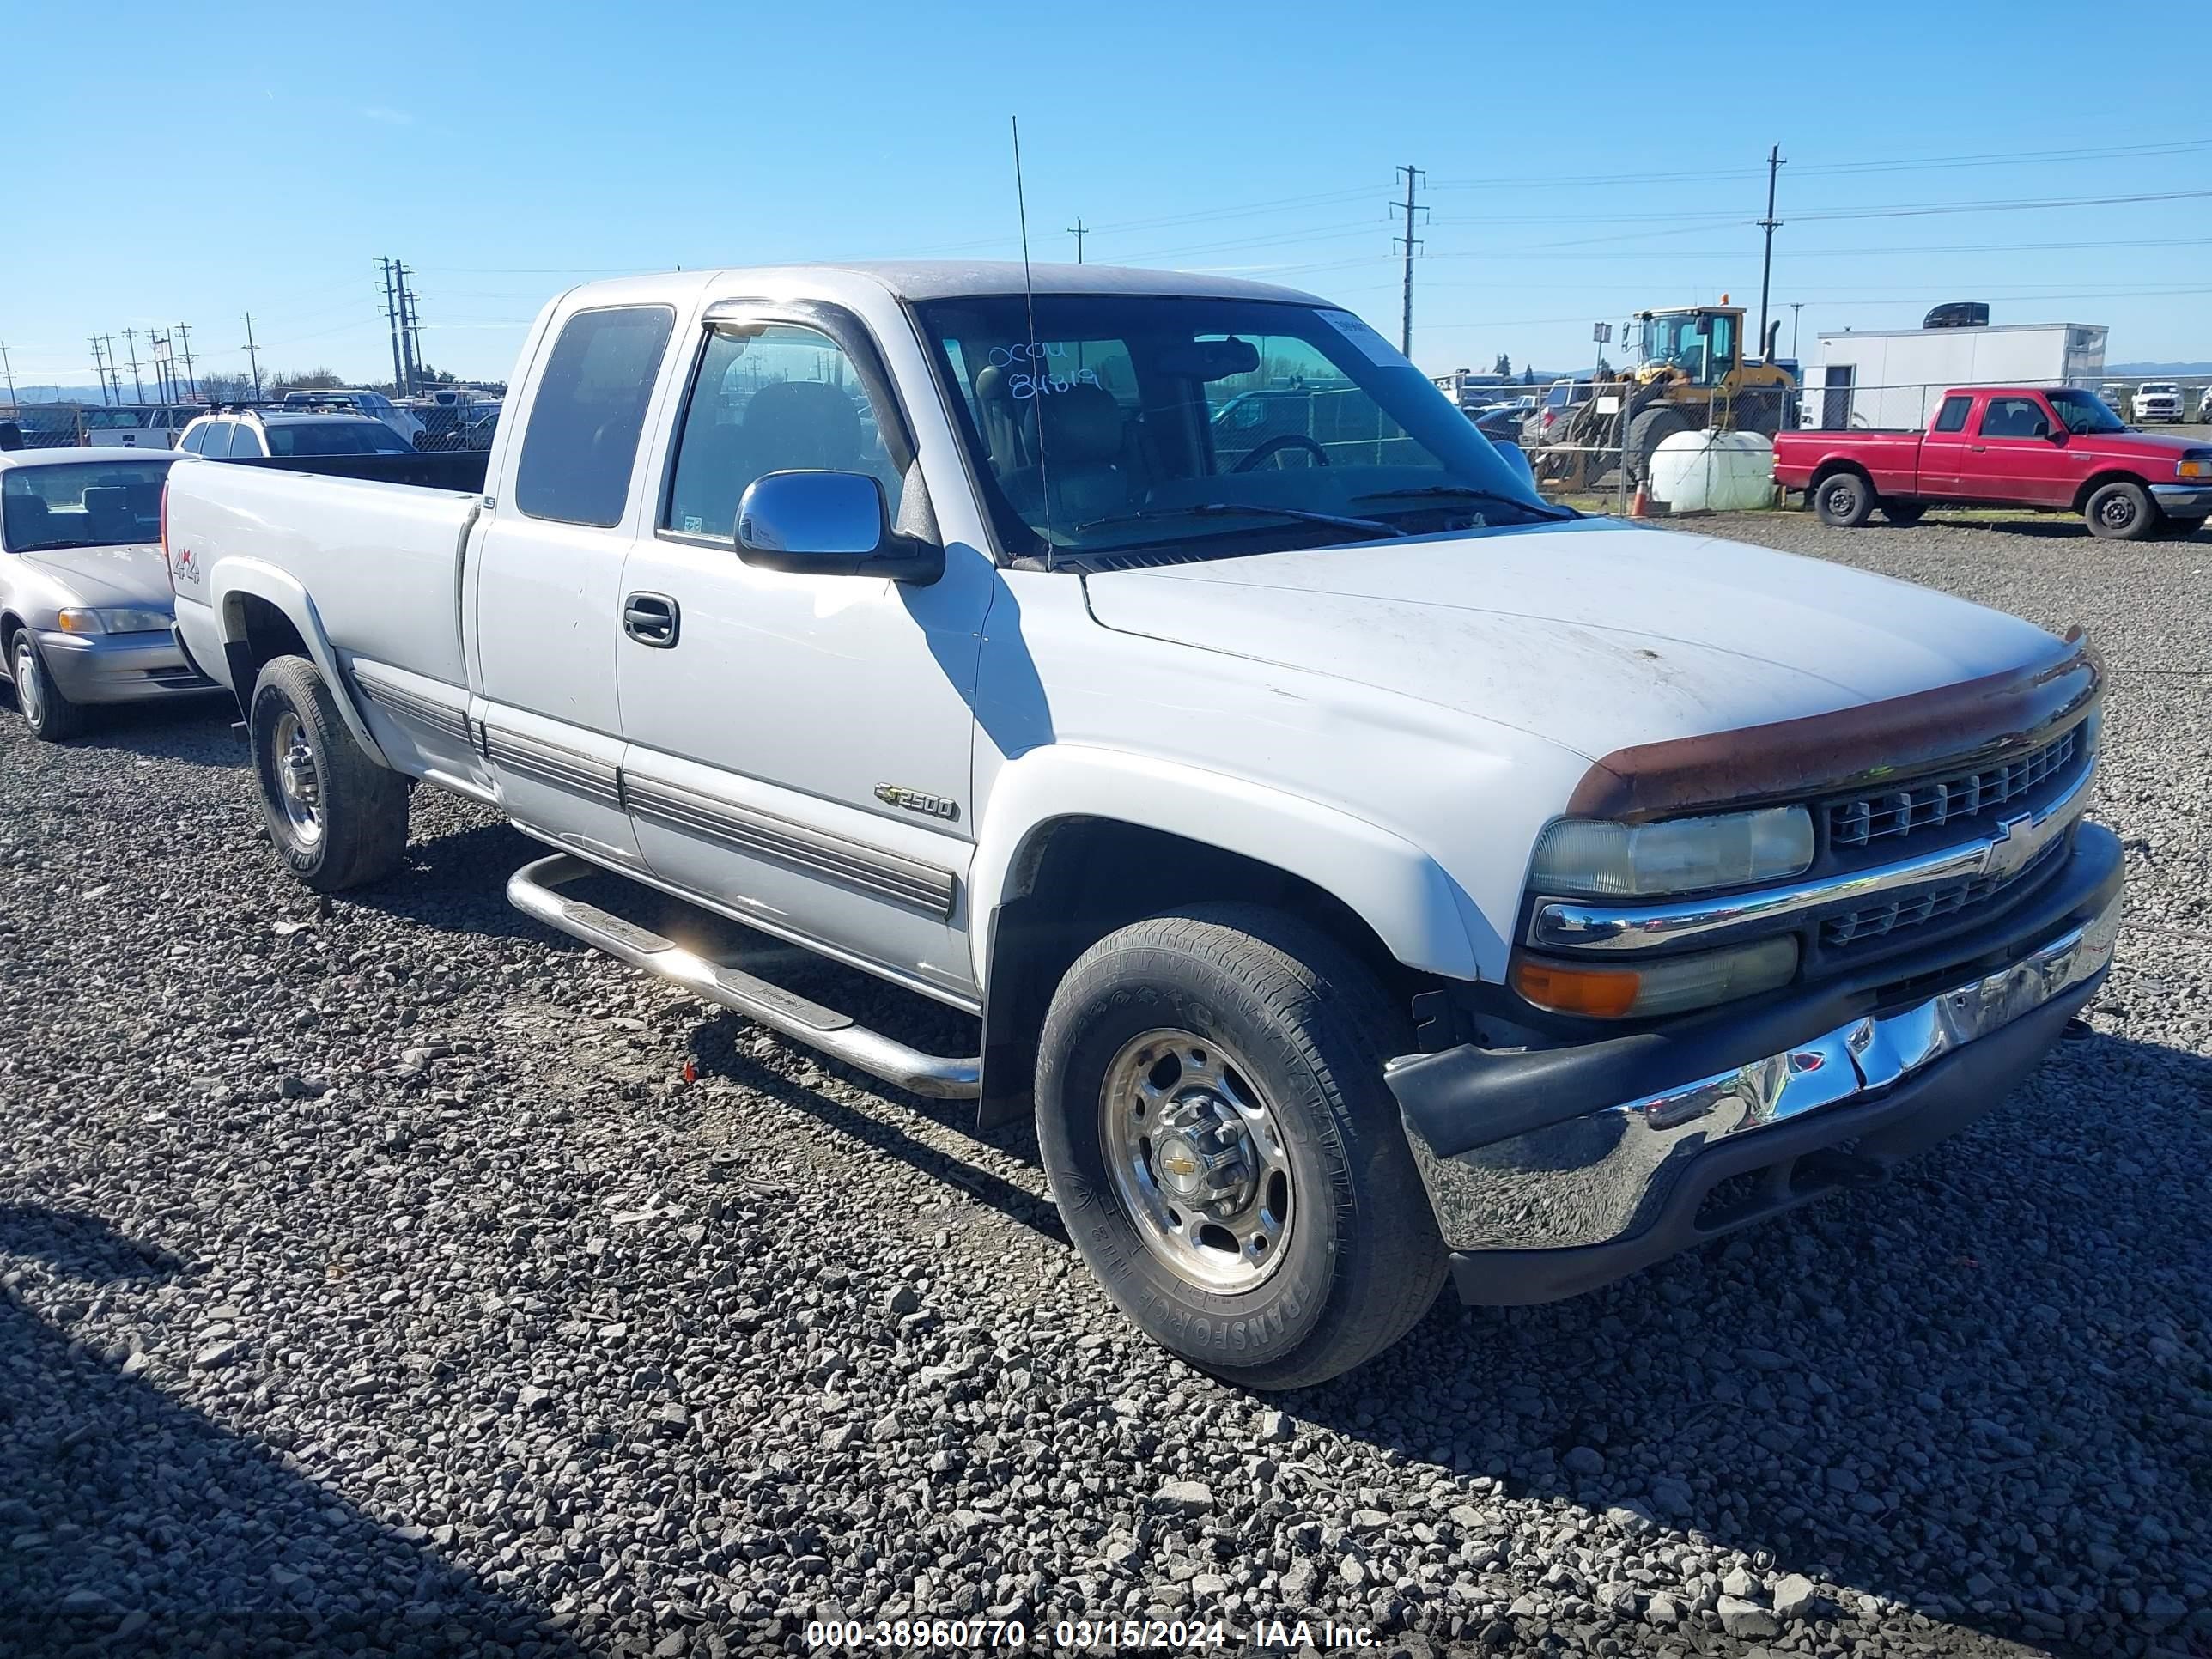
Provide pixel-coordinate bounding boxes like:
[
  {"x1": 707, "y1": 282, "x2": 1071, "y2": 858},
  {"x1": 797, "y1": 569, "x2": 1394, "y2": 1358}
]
[
  {"x1": 179, "y1": 409, "x2": 419, "y2": 460},
  {"x1": 280, "y1": 388, "x2": 424, "y2": 445},
  {"x1": 0, "y1": 447, "x2": 216, "y2": 739},
  {"x1": 1526, "y1": 379, "x2": 1595, "y2": 443},
  {"x1": 2199, "y1": 386, "x2": 2212, "y2": 424},
  {"x1": 2133, "y1": 382, "x2": 2183, "y2": 424},
  {"x1": 69, "y1": 404, "x2": 204, "y2": 450},
  {"x1": 1470, "y1": 404, "x2": 1532, "y2": 445}
]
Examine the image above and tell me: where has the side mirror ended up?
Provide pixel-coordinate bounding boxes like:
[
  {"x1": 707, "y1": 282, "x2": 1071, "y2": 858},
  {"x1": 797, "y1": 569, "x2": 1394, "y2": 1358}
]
[{"x1": 735, "y1": 470, "x2": 943, "y2": 585}]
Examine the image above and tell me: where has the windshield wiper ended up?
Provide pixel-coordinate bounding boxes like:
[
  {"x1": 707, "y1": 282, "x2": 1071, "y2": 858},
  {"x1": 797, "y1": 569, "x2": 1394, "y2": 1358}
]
[
  {"x1": 1352, "y1": 485, "x2": 1577, "y2": 521},
  {"x1": 1074, "y1": 502, "x2": 1405, "y2": 540}
]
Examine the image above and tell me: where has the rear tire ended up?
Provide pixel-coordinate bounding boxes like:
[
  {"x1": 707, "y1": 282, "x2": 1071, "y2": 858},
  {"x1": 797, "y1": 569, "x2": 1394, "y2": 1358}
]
[
  {"x1": 1036, "y1": 904, "x2": 1448, "y2": 1389},
  {"x1": 1881, "y1": 501, "x2": 1928, "y2": 526},
  {"x1": 1813, "y1": 470, "x2": 1875, "y2": 528},
  {"x1": 2084, "y1": 480, "x2": 2155, "y2": 541},
  {"x1": 8, "y1": 628, "x2": 88, "y2": 742},
  {"x1": 249, "y1": 655, "x2": 408, "y2": 892}
]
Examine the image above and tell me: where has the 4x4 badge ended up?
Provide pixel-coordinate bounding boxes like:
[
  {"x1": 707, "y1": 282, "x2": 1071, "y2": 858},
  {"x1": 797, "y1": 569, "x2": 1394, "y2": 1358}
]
[{"x1": 875, "y1": 783, "x2": 959, "y2": 821}]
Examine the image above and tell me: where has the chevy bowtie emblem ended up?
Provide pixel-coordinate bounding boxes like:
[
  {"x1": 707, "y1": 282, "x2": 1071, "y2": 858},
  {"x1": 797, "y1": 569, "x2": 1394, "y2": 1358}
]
[
  {"x1": 1983, "y1": 809, "x2": 2041, "y2": 881},
  {"x1": 874, "y1": 783, "x2": 959, "y2": 821}
]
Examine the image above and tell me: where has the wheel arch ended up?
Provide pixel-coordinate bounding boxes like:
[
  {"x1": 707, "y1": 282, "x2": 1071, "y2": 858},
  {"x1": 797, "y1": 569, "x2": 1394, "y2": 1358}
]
[
  {"x1": 1808, "y1": 457, "x2": 1874, "y2": 491},
  {"x1": 967, "y1": 749, "x2": 1488, "y2": 1128},
  {"x1": 2071, "y1": 470, "x2": 2151, "y2": 514},
  {"x1": 209, "y1": 560, "x2": 388, "y2": 764}
]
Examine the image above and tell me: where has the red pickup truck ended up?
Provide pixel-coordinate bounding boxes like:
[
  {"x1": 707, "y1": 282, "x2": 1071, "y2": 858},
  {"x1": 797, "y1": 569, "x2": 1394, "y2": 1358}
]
[{"x1": 1773, "y1": 385, "x2": 2212, "y2": 540}]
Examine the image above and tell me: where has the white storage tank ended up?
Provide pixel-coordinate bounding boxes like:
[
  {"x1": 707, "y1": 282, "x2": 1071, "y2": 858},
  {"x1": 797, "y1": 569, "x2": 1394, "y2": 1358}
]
[{"x1": 1647, "y1": 430, "x2": 1776, "y2": 514}]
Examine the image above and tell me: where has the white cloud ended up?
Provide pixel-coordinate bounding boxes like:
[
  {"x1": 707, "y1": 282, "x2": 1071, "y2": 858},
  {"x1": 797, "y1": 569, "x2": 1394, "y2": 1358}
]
[{"x1": 362, "y1": 106, "x2": 415, "y2": 126}]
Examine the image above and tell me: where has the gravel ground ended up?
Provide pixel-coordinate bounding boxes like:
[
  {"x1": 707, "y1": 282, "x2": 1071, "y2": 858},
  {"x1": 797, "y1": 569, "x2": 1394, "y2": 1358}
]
[{"x1": 2, "y1": 510, "x2": 2207, "y2": 1659}]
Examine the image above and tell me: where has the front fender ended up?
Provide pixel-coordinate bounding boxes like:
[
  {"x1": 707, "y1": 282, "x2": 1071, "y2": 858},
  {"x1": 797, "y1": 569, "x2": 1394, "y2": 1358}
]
[
  {"x1": 968, "y1": 744, "x2": 1486, "y2": 988},
  {"x1": 209, "y1": 558, "x2": 389, "y2": 766}
]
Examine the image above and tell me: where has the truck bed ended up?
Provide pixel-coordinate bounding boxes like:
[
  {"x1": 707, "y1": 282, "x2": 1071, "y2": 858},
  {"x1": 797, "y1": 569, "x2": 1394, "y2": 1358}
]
[
  {"x1": 165, "y1": 456, "x2": 480, "y2": 695},
  {"x1": 232, "y1": 450, "x2": 490, "y2": 493},
  {"x1": 1771, "y1": 426, "x2": 1923, "y2": 493}
]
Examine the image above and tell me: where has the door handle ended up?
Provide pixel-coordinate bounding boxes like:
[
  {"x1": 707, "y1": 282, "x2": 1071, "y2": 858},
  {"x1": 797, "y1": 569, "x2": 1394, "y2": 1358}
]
[
  {"x1": 1970, "y1": 445, "x2": 1987, "y2": 453},
  {"x1": 623, "y1": 592, "x2": 679, "y2": 647}
]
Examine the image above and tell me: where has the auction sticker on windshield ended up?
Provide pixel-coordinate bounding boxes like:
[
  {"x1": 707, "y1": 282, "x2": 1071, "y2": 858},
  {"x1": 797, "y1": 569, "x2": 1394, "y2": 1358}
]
[{"x1": 1315, "y1": 308, "x2": 1407, "y2": 368}]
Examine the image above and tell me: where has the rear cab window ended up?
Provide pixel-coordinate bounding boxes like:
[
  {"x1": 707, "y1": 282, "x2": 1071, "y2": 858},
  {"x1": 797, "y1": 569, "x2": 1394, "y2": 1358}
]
[
  {"x1": 515, "y1": 306, "x2": 677, "y2": 526},
  {"x1": 1932, "y1": 396, "x2": 1972, "y2": 433}
]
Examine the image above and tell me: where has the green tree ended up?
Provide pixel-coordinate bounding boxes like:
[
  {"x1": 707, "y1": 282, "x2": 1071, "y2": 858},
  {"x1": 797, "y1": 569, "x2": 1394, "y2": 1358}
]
[
  {"x1": 270, "y1": 367, "x2": 344, "y2": 395},
  {"x1": 1493, "y1": 352, "x2": 1512, "y2": 378}
]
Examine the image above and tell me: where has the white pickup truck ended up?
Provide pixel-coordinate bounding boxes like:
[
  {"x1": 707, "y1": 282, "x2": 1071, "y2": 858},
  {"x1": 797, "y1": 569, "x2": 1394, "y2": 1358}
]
[{"x1": 163, "y1": 264, "x2": 2121, "y2": 1385}]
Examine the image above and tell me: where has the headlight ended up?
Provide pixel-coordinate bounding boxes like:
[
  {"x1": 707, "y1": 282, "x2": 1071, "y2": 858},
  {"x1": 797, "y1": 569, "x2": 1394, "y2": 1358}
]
[
  {"x1": 1532, "y1": 806, "x2": 1814, "y2": 899},
  {"x1": 2179, "y1": 458, "x2": 2211, "y2": 479},
  {"x1": 56, "y1": 605, "x2": 173, "y2": 635},
  {"x1": 1512, "y1": 936, "x2": 1799, "y2": 1018}
]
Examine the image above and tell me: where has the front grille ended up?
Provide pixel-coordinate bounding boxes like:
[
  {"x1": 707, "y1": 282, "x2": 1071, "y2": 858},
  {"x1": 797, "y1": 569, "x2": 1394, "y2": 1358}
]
[
  {"x1": 1826, "y1": 726, "x2": 2081, "y2": 852},
  {"x1": 1821, "y1": 836, "x2": 2067, "y2": 948}
]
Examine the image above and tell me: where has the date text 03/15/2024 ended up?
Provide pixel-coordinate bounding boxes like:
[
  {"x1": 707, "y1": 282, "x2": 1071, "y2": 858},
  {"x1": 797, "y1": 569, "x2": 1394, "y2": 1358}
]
[{"x1": 802, "y1": 1617, "x2": 1380, "y2": 1650}]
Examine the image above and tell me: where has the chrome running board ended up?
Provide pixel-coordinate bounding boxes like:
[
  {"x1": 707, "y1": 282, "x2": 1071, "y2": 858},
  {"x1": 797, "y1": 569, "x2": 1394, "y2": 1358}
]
[{"x1": 506, "y1": 854, "x2": 981, "y2": 1100}]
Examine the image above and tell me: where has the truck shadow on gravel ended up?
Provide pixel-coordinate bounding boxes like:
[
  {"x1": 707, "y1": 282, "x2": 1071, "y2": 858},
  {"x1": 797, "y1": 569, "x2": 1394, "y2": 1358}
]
[
  {"x1": 1288, "y1": 1026, "x2": 2212, "y2": 1656},
  {"x1": 0, "y1": 1204, "x2": 598, "y2": 1659}
]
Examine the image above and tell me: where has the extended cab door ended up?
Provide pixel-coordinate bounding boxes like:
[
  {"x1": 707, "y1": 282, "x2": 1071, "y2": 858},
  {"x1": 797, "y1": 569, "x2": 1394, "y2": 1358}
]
[
  {"x1": 613, "y1": 301, "x2": 989, "y2": 1003},
  {"x1": 1914, "y1": 392, "x2": 1975, "y2": 498},
  {"x1": 1959, "y1": 392, "x2": 2081, "y2": 507},
  {"x1": 469, "y1": 302, "x2": 679, "y2": 866}
]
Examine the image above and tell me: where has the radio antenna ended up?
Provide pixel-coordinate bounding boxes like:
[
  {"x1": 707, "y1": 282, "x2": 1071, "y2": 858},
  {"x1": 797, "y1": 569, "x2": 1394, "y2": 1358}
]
[{"x1": 1012, "y1": 114, "x2": 1053, "y2": 564}]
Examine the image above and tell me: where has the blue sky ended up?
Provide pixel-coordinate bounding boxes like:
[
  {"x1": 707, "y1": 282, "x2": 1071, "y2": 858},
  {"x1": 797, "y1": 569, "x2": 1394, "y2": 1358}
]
[{"x1": 3, "y1": 0, "x2": 2205, "y2": 397}]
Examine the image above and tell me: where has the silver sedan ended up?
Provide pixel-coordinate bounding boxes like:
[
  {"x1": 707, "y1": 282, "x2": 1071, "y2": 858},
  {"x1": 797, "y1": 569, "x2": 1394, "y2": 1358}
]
[{"x1": 1, "y1": 447, "x2": 219, "y2": 740}]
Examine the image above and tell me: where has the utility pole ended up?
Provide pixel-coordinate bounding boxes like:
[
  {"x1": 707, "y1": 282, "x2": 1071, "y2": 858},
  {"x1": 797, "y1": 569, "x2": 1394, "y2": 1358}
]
[
  {"x1": 175, "y1": 323, "x2": 198, "y2": 399},
  {"x1": 1393, "y1": 164, "x2": 1426, "y2": 359},
  {"x1": 103, "y1": 336, "x2": 125, "y2": 404},
  {"x1": 1756, "y1": 143, "x2": 1786, "y2": 362},
  {"x1": 1066, "y1": 218, "x2": 1086, "y2": 264},
  {"x1": 1790, "y1": 302, "x2": 1803, "y2": 359},
  {"x1": 398, "y1": 264, "x2": 424, "y2": 391},
  {"x1": 89, "y1": 337, "x2": 112, "y2": 404},
  {"x1": 380, "y1": 258, "x2": 407, "y2": 395},
  {"x1": 242, "y1": 313, "x2": 264, "y2": 399},
  {"x1": 0, "y1": 340, "x2": 16, "y2": 411},
  {"x1": 122, "y1": 329, "x2": 145, "y2": 402}
]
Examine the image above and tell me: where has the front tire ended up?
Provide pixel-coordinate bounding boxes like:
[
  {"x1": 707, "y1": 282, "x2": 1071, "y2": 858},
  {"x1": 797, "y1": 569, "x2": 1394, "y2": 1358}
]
[
  {"x1": 8, "y1": 628, "x2": 88, "y2": 742},
  {"x1": 1813, "y1": 470, "x2": 1875, "y2": 527},
  {"x1": 249, "y1": 655, "x2": 408, "y2": 891},
  {"x1": 1036, "y1": 905, "x2": 1448, "y2": 1389},
  {"x1": 2084, "y1": 480, "x2": 2155, "y2": 541}
]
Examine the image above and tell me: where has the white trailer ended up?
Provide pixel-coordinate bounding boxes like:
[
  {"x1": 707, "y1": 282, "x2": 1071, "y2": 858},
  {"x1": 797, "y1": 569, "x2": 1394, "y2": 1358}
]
[{"x1": 1802, "y1": 323, "x2": 2107, "y2": 431}]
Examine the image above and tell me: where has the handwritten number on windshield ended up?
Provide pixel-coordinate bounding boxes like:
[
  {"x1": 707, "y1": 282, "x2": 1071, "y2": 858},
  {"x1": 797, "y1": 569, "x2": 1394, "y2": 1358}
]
[{"x1": 988, "y1": 341, "x2": 1101, "y2": 401}]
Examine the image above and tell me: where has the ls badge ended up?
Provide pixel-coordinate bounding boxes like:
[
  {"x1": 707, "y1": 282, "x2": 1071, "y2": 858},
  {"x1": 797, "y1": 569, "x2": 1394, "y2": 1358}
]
[{"x1": 875, "y1": 783, "x2": 960, "y2": 822}]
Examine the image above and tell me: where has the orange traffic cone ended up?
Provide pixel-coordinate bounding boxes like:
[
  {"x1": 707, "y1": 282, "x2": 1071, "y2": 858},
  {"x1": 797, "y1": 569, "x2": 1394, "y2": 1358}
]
[{"x1": 1629, "y1": 485, "x2": 1650, "y2": 518}]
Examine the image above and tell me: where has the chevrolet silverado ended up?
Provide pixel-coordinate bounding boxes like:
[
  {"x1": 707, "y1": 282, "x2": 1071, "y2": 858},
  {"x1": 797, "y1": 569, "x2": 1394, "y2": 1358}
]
[{"x1": 162, "y1": 265, "x2": 2122, "y2": 1385}]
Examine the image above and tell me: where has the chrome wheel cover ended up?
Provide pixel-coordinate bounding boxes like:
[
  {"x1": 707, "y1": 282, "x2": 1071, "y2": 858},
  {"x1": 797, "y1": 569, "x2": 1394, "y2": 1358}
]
[
  {"x1": 1099, "y1": 1028, "x2": 1294, "y2": 1293},
  {"x1": 272, "y1": 710, "x2": 324, "y2": 846},
  {"x1": 13, "y1": 639, "x2": 44, "y2": 728}
]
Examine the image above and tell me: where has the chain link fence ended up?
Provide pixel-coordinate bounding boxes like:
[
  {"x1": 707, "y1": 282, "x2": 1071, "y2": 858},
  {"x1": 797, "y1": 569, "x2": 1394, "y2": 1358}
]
[{"x1": 0, "y1": 392, "x2": 504, "y2": 453}]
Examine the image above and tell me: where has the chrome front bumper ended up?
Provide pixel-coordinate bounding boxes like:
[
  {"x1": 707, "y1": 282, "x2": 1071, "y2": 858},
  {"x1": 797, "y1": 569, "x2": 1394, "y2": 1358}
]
[
  {"x1": 2149, "y1": 483, "x2": 2212, "y2": 515},
  {"x1": 1390, "y1": 832, "x2": 2120, "y2": 1303}
]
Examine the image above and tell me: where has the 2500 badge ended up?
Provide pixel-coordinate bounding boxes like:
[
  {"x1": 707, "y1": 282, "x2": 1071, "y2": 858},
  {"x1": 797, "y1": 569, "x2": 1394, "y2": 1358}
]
[{"x1": 874, "y1": 783, "x2": 959, "y2": 821}]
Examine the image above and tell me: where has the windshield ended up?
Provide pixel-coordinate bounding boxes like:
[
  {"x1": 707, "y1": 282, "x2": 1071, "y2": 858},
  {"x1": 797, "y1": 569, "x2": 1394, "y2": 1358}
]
[
  {"x1": 1638, "y1": 312, "x2": 1736, "y2": 386},
  {"x1": 2047, "y1": 389, "x2": 2128, "y2": 434},
  {"x1": 2, "y1": 459, "x2": 173, "y2": 551},
  {"x1": 265, "y1": 421, "x2": 413, "y2": 456},
  {"x1": 915, "y1": 294, "x2": 1558, "y2": 564}
]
